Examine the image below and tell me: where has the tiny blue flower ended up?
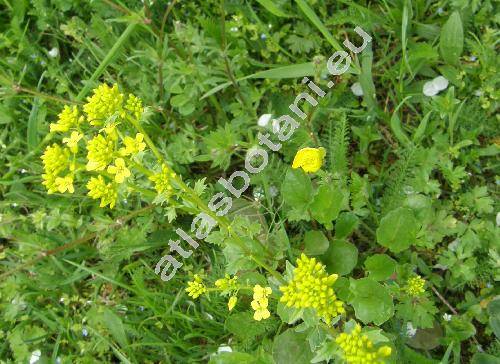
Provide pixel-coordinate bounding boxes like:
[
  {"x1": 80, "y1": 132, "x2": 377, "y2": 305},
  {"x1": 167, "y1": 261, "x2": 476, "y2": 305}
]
[
  {"x1": 82, "y1": 328, "x2": 88, "y2": 337},
  {"x1": 260, "y1": 33, "x2": 267, "y2": 40}
]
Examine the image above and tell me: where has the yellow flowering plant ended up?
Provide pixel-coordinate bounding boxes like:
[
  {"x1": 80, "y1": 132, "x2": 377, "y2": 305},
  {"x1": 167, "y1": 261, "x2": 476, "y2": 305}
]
[{"x1": 40, "y1": 83, "x2": 178, "y2": 210}]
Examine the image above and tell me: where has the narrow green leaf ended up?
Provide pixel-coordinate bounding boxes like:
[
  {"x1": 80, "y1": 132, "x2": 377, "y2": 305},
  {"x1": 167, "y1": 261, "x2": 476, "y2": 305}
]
[
  {"x1": 76, "y1": 22, "x2": 137, "y2": 101},
  {"x1": 439, "y1": 12, "x2": 463, "y2": 65},
  {"x1": 295, "y1": 0, "x2": 343, "y2": 52},
  {"x1": 255, "y1": 0, "x2": 290, "y2": 17}
]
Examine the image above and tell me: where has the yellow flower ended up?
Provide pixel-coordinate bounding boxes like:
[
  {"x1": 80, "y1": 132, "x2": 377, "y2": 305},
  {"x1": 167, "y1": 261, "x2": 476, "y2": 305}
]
[
  {"x1": 336, "y1": 323, "x2": 392, "y2": 364},
  {"x1": 41, "y1": 143, "x2": 70, "y2": 175},
  {"x1": 405, "y1": 275, "x2": 425, "y2": 296},
  {"x1": 63, "y1": 131, "x2": 83, "y2": 153},
  {"x1": 228, "y1": 296, "x2": 238, "y2": 311},
  {"x1": 50, "y1": 105, "x2": 81, "y2": 133},
  {"x1": 292, "y1": 147, "x2": 326, "y2": 173},
  {"x1": 214, "y1": 274, "x2": 238, "y2": 291},
  {"x1": 280, "y1": 254, "x2": 344, "y2": 323},
  {"x1": 86, "y1": 175, "x2": 117, "y2": 208},
  {"x1": 86, "y1": 134, "x2": 115, "y2": 171},
  {"x1": 185, "y1": 274, "x2": 206, "y2": 299},
  {"x1": 149, "y1": 164, "x2": 176, "y2": 195},
  {"x1": 251, "y1": 285, "x2": 272, "y2": 321},
  {"x1": 42, "y1": 173, "x2": 58, "y2": 194},
  {"x1": 120, "y1": 133, "x2": 146, "y2": 156},
  {"x1": 107, "y1": 158, "x2": 131, "y2": 183},
  {"x1": 125, "y1": 94, "x2": 144, "y2": 120},
  {"x1": 83, "y1": 83, "x2": 124, "y2": 126},
  {"x1": 54, "y1": 175, "x2": 74, "y2": 193}
]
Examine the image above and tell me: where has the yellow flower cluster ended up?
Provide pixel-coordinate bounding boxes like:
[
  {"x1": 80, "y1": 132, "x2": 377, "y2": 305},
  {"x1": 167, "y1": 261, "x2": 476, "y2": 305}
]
[
  {"x1": 83, "y1": 83, "x2": 124, "y2": 126},
  {"x1": 86, "y1": 176, "x2": 118, "y2": 209},
  {"x1": 280, "y1": 254, "x2": 344, "y2": 323},
  {"x1": 86, "y1": 134, "x2": 115, "y2": 171},
  {"x1": 336, "y1": 324, "x2": 392, "y2": 364},
  {"x1": 215, "y1": 275, "x2": 239, "y2": 311},
  {"x1": 215, "y1": 274, "x2": 238, "y2": 291},
  {"x1": 40, "y1": 83, "x2": 152, "y2": 209},
  {"x1": 125, "y1": 94, "x2": 144, "y2": 120},
  {"x1": 149, "y1": 164, "x2": 176, "y2": 195},
  {"x1": 405, "y1": 275, "x2": 426, "y2": 296},
  {"x1": 251, "y1": 285, "x2": 272, "y2": 321},
  {"x1": 120, "y1": 133, "x2": 146, "y2": 156},
  {"x1": 41, "y1": 143, "x2": 73, "y2": 194},
  {"x1": 185, "y1": 274, "x2": 207, "y2": 299},
  {"x1": 50, "y1": 105, "x2": 82, "y2": 133},
  {"x1": 292, "y1": 147, "x2": 326, "y2": 173}
]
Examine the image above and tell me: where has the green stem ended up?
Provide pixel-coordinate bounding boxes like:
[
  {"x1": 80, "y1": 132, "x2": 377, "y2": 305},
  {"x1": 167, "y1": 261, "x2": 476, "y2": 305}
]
[{"x1": 127, "y1": 116, "x2": 285, "y2": 284}]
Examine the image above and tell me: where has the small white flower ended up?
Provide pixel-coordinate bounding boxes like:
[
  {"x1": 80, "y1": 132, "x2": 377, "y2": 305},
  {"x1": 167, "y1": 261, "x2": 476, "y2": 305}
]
[
  {"x1": 56, "y1": 357, "x2": 62, "y2": 364},
  {"x1": 257, "y1": 113, "x2": 272, "y2": 127},
  {"x1": 217, "y1": 346, "x2": 233, "y2": 353},
  {"x1": 406, "y1": 322, "x2": 417, "y2": 337},
  {"x1": 474, "y1": 90, "x2": 483, "y2": 97},
  {"x1": 12, "y1": 203, "x2": 18, "y2": 207},
  {"x1": 487, "y1": 282, "x2": 493, "y2": 289},
  {"x1": 437, "y1": 7, "x2": 444, "y2": 15},
  {"x1": 29, "y1": 350, "x2": 41, "y2": 364},
  {"x1": 443, "y1": 313, "x2": 452, "y2": 321},
  {"x1": 268, "y1": 24, "x2": 272, "y2": 29},
  {"x1": 470, "y1": 56, "x2": 477, "y2": 62},
  {"x1": 260, "y1": 33, "x2": 267, "y2": 40},
  {"x1": 20, "y1": 168, "x2": 27, "y2": 174},
  {"x1": 433, "y1": 76, "x2": 449, "y2": 91},
  {"x1": 351, "y1": 82, "x2": 364, "y2": 97},
  {"x1": 206, "y1": 313, "x2": 214, "y2": 320},
  {"x1": 230, "y1": 27, "x2": 238, "y2": 32},
  {"x1": 423, "y1": 76, "x2": 448, "y2": 96},
  {"x1": 82, "y1": 328, "x2": 88, "y2": 337},
  {"x1": 496, "y1": 212, "x2": 499, "y2": 227},
  {"x1": 59, "y1": 297, "x2": 65, "y2": 303}
]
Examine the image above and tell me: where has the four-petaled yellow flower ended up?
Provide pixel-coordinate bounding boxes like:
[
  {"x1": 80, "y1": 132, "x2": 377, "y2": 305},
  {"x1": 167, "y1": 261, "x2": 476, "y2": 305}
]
[
  {"x1": 54, "y1": 175, "x2": 74, "y2": 193},
  {"x1": 107, "y1": 158, "x2": 131, "y2": 183},
  {"x1": 63, "y1": 131, "x2": 83, "y2": 153},
  {"x1": 336, "y1": 323, "x2": 392, "y2": 364},
  {"x1": 228, "y1": 296, "x2": 238, "y2": 311},
  {"x1": 251, "y1": 285, "x2": 272, "y2": 321},
  {"x1": 120, "y1": 133, "x2": 146, "y2": 156},
  {"x1": 292, "y1": 147, "x2": 326, "y2": 173}
]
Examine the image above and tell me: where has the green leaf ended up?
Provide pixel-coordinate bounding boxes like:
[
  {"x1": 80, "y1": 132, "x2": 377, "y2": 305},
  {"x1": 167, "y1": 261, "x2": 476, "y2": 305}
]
[
  {"x1": 323, "y1": 240, "x2": 358, "y2": 276},
  {"x1": 471, "y1": 353, "x2": 500, "y2": 364},
  {"x1": 304, "y1": 230, "x2": 330, "y2": 256},
  {"x1": 487, "y1": 298, "x2": 500, "y2": 339},
  {"x1": 309, "y1": 185, "x2": 346, "y2": 230},
  {"x1": 102, "y1": 308, "x2": 128, "y2": 348},
  {"x1": 364, "y1": 254, "x2": 397, "y2": 281},
  {"x1": 376, "y1": 207, "x2": 419, "y2": 253},
  {"x1": 202, "y1": 63, "x2": 316, "y2": 98},
  {"x1": 209, "y1": 352, "x2": 257, "y2": 364},
  {"x1": 335, "y1": 212, "x2": 359, "y2": 239},
  {"x1": 282, "y1": 168, "x2": 313, "y2": 213},
  {"x1": 272, "y1": 329, "x2": 314, "y2": 364},
  {"x1": 349, "y1": 278, "x2": 394, "y2": 325},
  {"x1": 439, "y1": 11, "x2": 463, "y2": 65},
  {"x1": 295, "y1": 0, "x2": 343, "y2": 53},
  {"x1": 255, "y1": 0, "x2": 290, "y2": 17}
]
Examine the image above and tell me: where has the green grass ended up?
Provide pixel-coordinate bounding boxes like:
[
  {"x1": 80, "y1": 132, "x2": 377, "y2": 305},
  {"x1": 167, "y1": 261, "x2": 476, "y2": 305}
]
[{"x1": 0, "y1": 0, "x2": 498, "y2": 363}]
